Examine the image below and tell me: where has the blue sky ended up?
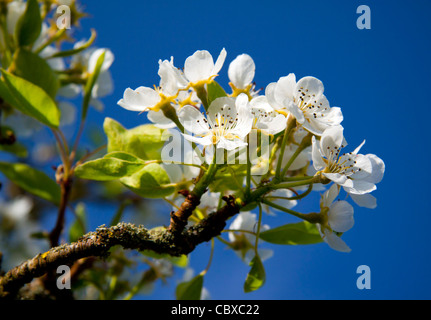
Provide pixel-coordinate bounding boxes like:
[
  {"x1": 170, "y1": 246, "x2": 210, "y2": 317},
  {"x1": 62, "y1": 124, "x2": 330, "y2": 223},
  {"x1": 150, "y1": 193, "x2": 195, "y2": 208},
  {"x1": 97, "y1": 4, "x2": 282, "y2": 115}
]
[{"x1": 63, "y1": 0, "x2": 431, "y2": 300}]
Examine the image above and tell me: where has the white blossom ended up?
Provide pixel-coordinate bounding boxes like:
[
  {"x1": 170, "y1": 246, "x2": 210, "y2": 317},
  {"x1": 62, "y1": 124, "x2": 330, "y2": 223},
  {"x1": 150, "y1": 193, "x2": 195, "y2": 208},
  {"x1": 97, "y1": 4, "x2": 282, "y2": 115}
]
[
  {"x1": 266, "y1": 74, "x2": 343, "y2": 135},
  {"x1": 312, "y1": 125, "x2": 384, "y2": 195},
  {"x1": 178, "y1": 94, "x2": 253, "y2": 151},
  {"x1": 183, "y1": 48, "x2": 227, "y2": 87},
  {"x1": 317, "y1": 184, "x2": 354, "y2": 253},
  {"x1": 249, "y1": 96, "x2": 287, "y2": 135}
]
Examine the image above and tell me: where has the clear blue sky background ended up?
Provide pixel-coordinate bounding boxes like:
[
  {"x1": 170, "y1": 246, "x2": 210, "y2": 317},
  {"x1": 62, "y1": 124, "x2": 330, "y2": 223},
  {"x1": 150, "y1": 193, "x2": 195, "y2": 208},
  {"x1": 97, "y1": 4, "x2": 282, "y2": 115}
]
[{"x1": 69, "y1": 0, "x2": 430, "y2": 300}]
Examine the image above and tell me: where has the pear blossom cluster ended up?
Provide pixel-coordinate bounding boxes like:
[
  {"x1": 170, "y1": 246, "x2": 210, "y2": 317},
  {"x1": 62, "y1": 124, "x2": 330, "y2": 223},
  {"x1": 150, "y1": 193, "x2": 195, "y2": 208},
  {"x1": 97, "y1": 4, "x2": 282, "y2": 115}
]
[{"x1": 118, "y1": 48, "x2": 385, "y2": 253}]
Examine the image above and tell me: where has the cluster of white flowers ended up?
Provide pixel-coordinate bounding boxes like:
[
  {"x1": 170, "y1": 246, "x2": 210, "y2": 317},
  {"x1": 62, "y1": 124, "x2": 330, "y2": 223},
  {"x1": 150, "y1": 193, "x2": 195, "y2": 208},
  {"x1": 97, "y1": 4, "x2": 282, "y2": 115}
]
[{"x1": 118, "y1": 49, "x2": 385, "y2": 253}]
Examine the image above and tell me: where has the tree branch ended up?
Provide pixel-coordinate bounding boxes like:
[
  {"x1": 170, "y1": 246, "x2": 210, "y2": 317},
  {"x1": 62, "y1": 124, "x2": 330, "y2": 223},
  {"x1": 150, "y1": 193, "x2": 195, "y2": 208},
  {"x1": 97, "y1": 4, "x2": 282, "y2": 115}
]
[{"x1": 0, "y1": 196, "x2": 240, "y2": 299}]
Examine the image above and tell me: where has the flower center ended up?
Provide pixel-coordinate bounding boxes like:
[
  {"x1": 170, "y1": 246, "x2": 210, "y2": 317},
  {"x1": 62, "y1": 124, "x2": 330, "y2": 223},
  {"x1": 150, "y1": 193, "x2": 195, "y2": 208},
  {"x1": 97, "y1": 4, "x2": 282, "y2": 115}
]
[{"x1": 295, "y1": 87, "x2": 328, "y2": 119}]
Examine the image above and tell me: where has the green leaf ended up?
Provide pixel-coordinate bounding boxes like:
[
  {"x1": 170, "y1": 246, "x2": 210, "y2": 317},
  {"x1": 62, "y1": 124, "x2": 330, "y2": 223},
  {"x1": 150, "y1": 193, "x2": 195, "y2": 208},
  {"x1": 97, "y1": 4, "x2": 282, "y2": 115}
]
[
  {"x1": 104, "y1": 118, "x2": 167, "y2": 161},
  {"x1": 140, "y1": 250, "x2": 188, "y2": 268},
  {"x1": 209, "y1": 164, "x2": 247, "y2": 193},
  {"x1": 207, "y1": 81, "x2": 227, "y2": 105},
  {"x1": 0, "y1": 143, "x2": 28, "y2": 158},
  {"x1": 69, "y1": 203, "x2": 87, "y2": 243},
  {"x1": 176, "y1": 274, "x2": 204, "y2": 300},
  {"x1": 0, "y1": 162, "x2": 61, "y2": 205},
  {"x1": 47, "y1": 29, "x2": 97, "y2": 59},
  {"x1": 74, "y1": 152, "x2": 147, "y2": 181},
  {"x1": 15, "y1": 0, "x2": 42, "y2": 47},
  {"x1": 12, "y1": 48, "x2": 60, "y2": 98},
  {"x1": 244, "y1": 255, "x2": 266, "y2": 293},
  {"x1": 82, "y1": 50, "x2": 105, "y2": 119},
  {"x1": 0, "y1": 70, "x2": 60, "y2": 128},
  {"x1": 259, "y1": 221, "x2": 323, "y2": 245},
  {"x1": 120, "y1": 163, "x2": 175, "y2": 199}
]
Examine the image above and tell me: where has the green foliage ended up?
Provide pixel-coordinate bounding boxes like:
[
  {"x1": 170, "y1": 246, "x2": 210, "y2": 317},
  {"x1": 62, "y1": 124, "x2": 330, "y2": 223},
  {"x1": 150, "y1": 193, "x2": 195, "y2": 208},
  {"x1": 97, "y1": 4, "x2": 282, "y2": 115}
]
[
  {"x1": 104, "y1": 118, "x2": 167, "y2": 161},
  {"x1": 48, "y1": 29, "x2": 97, "y2": 59},
  {"x1": 244, "y1": 255, "x2": 266, "y2": 293},
  {"x1": 207, "y1": 80, "x2": 227, "y2": 105},
  {"x1": 14, "y1": 0, "x2": 42, "y2": 47},
  {"x1": 74, "y1": 152, "x2": 147, "y2": 181},
  {"x1": 259, "y1": 221, "x2": 323, "y2": 245},
  {"x1": 176, "y1": 274, "x2": 204, "y2": 300},
  {"x1": 119, "y1": 163, "x2": 175, "y2": 199},
  {"x1": 82, "y1": 50, "x2": 105, "y2": 119},
  {"x1": 12, "y1": 48, "x2": 60, "y2": 98},
  {"x1": 0, "y1": 70, "x2": 60, "y2": 128},
  {"x1": 0, "y1": 162, "x2": 61, "y2": 205}
]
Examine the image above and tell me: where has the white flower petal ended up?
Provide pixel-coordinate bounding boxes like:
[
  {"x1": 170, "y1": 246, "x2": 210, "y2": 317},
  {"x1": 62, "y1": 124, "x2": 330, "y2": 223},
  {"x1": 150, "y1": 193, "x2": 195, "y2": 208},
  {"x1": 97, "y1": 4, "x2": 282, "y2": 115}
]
[
  {"x1": 343, "y1": 179, "x2": 376, "y2": 195},
  {"x1": 311, "y1": 136, "x2": 326, "y2": 170},
  {"x1": 228, "y1": 54, "x2": 255, "y2": 89},
  {"x1": 320, "y1": 125, "x2": 345, "y2": 156},
  {"x1": 328, "y1": 200, "x2": 354, "y2": 232},
  {"x1": 117, "y1": 87, "x2": 160, "y2": 112},
  {"x1": 217, "y1": 137, "x2": 247, "y2": 151},
  {"x1": 212, "y1": 48, "x2": 227, "y2": 76},
  {"x1": 323, "y1": 172, "x2": 352, "y2": 188},
  {"x1": 350, "y1": 193, "x2": 377, "y2": 209},
  {"x1": 184, "y1": 49, "x2": 226, "y2": 83},
  {"x1": 295, "y1": 76, "x2": 324, "y2": 99},
  {"x1": 147, "y1": 110, "x2": 176, "y2": 129},
  {"x1": 274, "y1": 73, "x2": 296, "y2": 105},
  {"x1": 366, "y1": 154, "x2": 385, "y2": 184},
  {"x1": 322, "y1": 184, "x2": 340, "y2": 208},
  {"x1": 178, "y1": 105, "x2": 211, "y2": 136},
  {"x1": 324, "y1": 230, "x2": 352, "y2": 253}
]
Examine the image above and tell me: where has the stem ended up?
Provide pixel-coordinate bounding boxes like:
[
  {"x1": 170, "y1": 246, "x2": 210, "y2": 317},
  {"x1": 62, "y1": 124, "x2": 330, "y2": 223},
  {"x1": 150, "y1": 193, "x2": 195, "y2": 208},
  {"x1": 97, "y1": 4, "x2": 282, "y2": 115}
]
[
  {"x1": 271, "y1": 177, "x2": 316, "y2": 191},
  {"x1": 52, "y1": 129, "x2": 70, "y2": 177},
  {"x1": 254, "y1": 204, "x2": 263, "y2": 256},
  {"x1": 245, "y1": 137, "x2": 251, "y2": 200},
  {"x1": 280, "y1": 132, "x2": 312, "y2": 178},
  {"x1": 194, "y1": 85, "x2": 209, "y2": 111},
  {"x1": 201, "y1": 238, "x2": 215, "y2": 276},
  {"x1": 262, "y1": 199, "x2": 321, "y2": 224},
  {"x1": 275, "y1": 117, "x2": 296, "y2": 180},
  {"x1": 161, "y1": 103, "x2": 184, "y2": 133},
  {"x1": 70, "y1": 120, "x2": 85, "y2": 164},
  {"x1": 49, "y1": 177, "x2": 73, "y2": 247}
]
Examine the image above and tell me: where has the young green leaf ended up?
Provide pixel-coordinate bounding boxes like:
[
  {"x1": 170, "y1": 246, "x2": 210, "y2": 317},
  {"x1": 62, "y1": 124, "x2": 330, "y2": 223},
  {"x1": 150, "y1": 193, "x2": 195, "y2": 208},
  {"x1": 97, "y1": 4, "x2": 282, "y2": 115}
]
[
  {"x1": 244, "y1": 255, "x2": 266, "y2": 293},
  {"x1": 259, "y1": 221, "x2": 323, "y2": 245},
  {"x1": 82, "y1": 50, "x2": 105, "y2": 119},
  {"x1": 176, "y1": 274, "x2": 204, "y2": 300},
  {"x1": 0, "y1": 162, "x2": 61, "y2": 205},
  {"x1": 0, "y1": 70, "x2": 60, "y2": 128},
  {"x1": 14, "y1": 0, "x2": 42, "y2": 47},
  {"x1": 0, "y1": 142, "x2": 28, "y2": 158},
  {"x1": 120, "y1": 163, "x2": 175, "y2": 199},
  {"x1": 11, "y1": 49, "x2": 60, "y2": 98},
  {"x1": 74, "y1": 152, "x2": 146, "y2": 181},
  {"x1": 104, "y1": 117, "x2": 167, "y2": 161},
  {"x1": 46, "y1": 29, "x2": 97, "y2": 59},
  {"x1": 207, "y1": 81, "x2": 227, "y2": 105}
]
